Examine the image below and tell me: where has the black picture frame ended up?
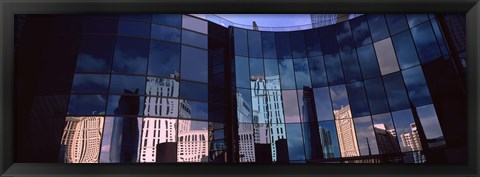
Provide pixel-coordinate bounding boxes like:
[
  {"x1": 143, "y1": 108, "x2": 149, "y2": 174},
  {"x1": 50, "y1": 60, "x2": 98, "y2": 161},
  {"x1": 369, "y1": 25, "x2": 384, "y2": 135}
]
[{"x1": 1, "y1": 0, "x2": 478, "y2": 176}]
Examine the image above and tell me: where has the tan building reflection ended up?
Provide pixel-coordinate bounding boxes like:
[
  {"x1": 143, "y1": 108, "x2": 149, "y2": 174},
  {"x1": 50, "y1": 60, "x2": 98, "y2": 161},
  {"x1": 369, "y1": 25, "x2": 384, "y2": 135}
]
[
  {"x1": 61, "y1": 116, "x2": 104, "y2": 163},
  {"x1": 177, "y1": 120, "x2": 209, "y2": 162},
  {"x1": 333, "y1": 105, "x2": 360, "y2": 157}
]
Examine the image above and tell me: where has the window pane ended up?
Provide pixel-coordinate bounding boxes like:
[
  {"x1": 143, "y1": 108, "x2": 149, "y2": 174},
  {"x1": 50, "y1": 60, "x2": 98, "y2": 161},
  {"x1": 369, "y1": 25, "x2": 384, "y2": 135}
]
[
  {"x1": 391, "y1": 109, "x2": 423, "y2": 153},
  {"x1": 182, "y1": 30, "x2": 208, "y2": 49},
  {"x1": 180, "y1": 46, "x2": 208, "y2": 83},
  {"x1": 234, "y1": 28, "x2": 248, "y2": 56},
  {"x1": 208, "y1": 22, "x2": 227, "y2": 40},
  {"x1": 350, "y1": 16, "x2": 372, "y2": 47},
  {"x1": 145, "y1": 77, "x2": 180, "y2": 97},
  {"x1": 346, "y1": 81, "x2": 370, "y2": 117},
  {"x1": 177, "y1": 120, "x2": 209, "y2": 162},
  {"x1": 324, "y1": 53, "x2": 344, "y2": 85},
  {"x1": 318, "y1": 121, "x2": 341, "y2": 158},
  {"x1": 293, "y1": 58, "x2": 312, "y2": 89},
  {"x1": 354, "y1": 116, "x2": 379, "y2": 156},
  {"x1": 340, "y1": 49, "x2": 362, "y2": 83},
  {"x1": 251, "y1": 88, "x2": 268, "y2": 124},
  {"x1": 330, "y1": 85, "x2": 350, "y2": 113},
  {"x1": 67, "y1": 95, "x2": 107, "y2": 115},
  {"x1": 117, "y1": 20, "x2": 150, "y2": 38},
  {"x1": 99, "y1": 117, "x2": 142, "y2": 163},
  {"x1": 364, "y1": 77, "x2": 390, "y2": 115},
  {"x1": 144, "y1": 97, "x2": 178, "y2": 117},
  {"x1": 71, "y1": 74, "x2": 110, "y2": 94},
  {"x1": 385, "y1": 14, "x2": 409, "y2": 35},
  {"x1": 138, "y1": 117, "x2": 177, "y2": 163},
  {"x1": 278, "y1": 59, "x2": 296, "y2": 89},
  {"x1": 290, "y1": 31, "x2": 307, "y2": 58},
  {"x1": 275, "y1": 33, "x2": 292, "y2": 59},
  {"x1": 264, "y1": 59, "x2": 281, "y2": 90},
  {"x1": 109, "y1": 75, "x2": 146, "y2": 95},
  {"x1": 430, "y1": 19, "x2": 450, "y2": 57},
  {"x1": 152, "y1": 14, "x2": 181, "y2": 27},
  {"x1": 286, "y1": 124, "x2": 306, "y2": 161},
  {"x1": 76, "y1": 36, "x2": 115, "y2": 73},
  {"x1": 374, "y1": 38, "x2": 400, "y2": 75},
  {"x1": 151, "y1": 24, "x2": 181, "y2": 42},
  {"x1": 416, "y1": 104, "x2": 445, "y2": 148},
  {"x1": 179, "y1": 100, "x2": 208, "y2": 121},
  {"x1": 304, "y1": 29, "x2": 322, "y2": 57},
  {"x1": 209, "y1": 37, "x2": 225, "y2": 57},
  {"x1": 112, "y1": 37, "x2": 149, "y2": 74},
  {"x1": 106, "y1": 95, "x2": 145, "y2": 116},
  {"x1": 235, "y1": 56, "x2": 250, "y2": 88},
  {"x1": 148, "y1": 40, "x2": 180, "y2": 78},
  {"x1": 406, "y1": 14, "x2": 429, "y2": 28},
  {"x1": 236, "y1": 88, "x2": 252, "y2": 123},
  {"x1": 367, "y1": 14, "x2": 389, "y2": 42},
  {"x1": 402, "y1": 66, "x2": 432, "y2": 107},
  {"x1": 282, "y1": 90, "x2": 300, "y2": 123},
  {"x1": 309, "y1": 56, "x2": 328, "y2": 88},
  {"x1": 82, "y1": 17, "x2": 118, "y2": 34},
  {"x1": 383, "y1": 72, "x2": 410, "y2": 111},
  {"x1": 261, "y1": 32, "x2": 277, "y2": 59},
  {"x1": 248, "y1": 30, "x2": 262, "y2": 58},
  {"x1": 182, "y1": 15, "x2": 207, "y2": 34},
  {"x1": 410, "y1": 22, "x2": 442, "y2": 64},
  {"x1": 180, "y1": 81, "x2": 208, "y2": 102},
  {"x1": 336, "y1": 21, "x2": 355, "y2": 51},
  {"x1": 119, "y1": 14, "x2": 151, "y2": 22},
  {"x1": 356, "y1": 44, "x2": 381, "y2": 79},
  {"x1": 372, "y1": 113, "x2": 401, "y2": 154},
  {"x1": 313, "y1": 87, "x2": 334, "y2": 121},
  {"x1": 319, "y1": 25, "x2": 338, "y2": 54},
  {"x1": 250, "y1": 58, "x2": 264, "y2": 77},
  {"x1": 391, "y1": 30, "x2": 420, "y2": 69}
]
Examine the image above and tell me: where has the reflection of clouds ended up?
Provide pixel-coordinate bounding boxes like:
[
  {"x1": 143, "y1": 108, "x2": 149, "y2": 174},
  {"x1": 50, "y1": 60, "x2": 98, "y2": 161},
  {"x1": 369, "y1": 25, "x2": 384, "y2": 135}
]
[
  {"x1": 417, "y1": 105, "x2": 444, "y2": 139},
  {"x1": 99, "y1": 117, "x2": 114, "y2": 163},
  {"x1": 114, "y1": 48, "x2": 147, "y2": 74},
  {"x1": 336, "y1": 22, "x2": 352, "y2": 49},
  {"x1": 374, "y1": 38, "x2": 400, "y2": 75},
  {"x1": 330, "y1": 85, "x2": 348, "y2": 110},
  {"x1": 76, "y1": 53, "x2": 109, "y2": 72},
  {"x1": 294, "y1": 59, "x2": 311, "y2": 88},
  {"x1": 352, "y1": 21, "x2": 371, "y2": 45},
  {"x1": 282, "y1": 90, "x2": 300, "y2": 123},
  {"x1": 279, "y1": 59, "x2": 295, "y2": 88}
]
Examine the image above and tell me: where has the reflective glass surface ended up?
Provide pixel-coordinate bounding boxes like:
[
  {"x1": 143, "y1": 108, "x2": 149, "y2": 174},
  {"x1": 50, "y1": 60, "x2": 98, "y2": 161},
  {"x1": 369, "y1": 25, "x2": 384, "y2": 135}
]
[
  {"x1": 117, "y1": 20, "x2": 150, "y2": 38},
  {"x1": 313, "y1": 87, "x2": 334, "y2": 121},
  {"x1": 278, "y1": 59, "x2": 296, "y2": 89},
  {"x1": 249, "y1": 58, "x2": 264, "y2": 77},
  {"x1": 406, "y1": 14, "x2": 429, "y2": 28},
  {"x1": 112, "y1": 37, "x2": 149, "y2": 74},
  {"x1": 182, "y1": 15, "x2": 208, "y2": 34},
  {"x1": 293, "y1": 58, "x2": 312, "y2": 89},
  {"x1": 144, "y1": 96, "x2": 178, "y2": 117},
  {"x1": 308, "y1": 56, "x2": 328, "y2": 88},
  {"x1": 324, "y1": 53, "x2": 344, "y2": 85},
  {"x1": 152, "y1": 14, "x2": 181, "y2": 27},
  {"x1": 304, "y1": 29, "x2": 322, "y2": 56},
  {"x1": 248, "y1": 30, "x2": 262, "y2": 58},
  {"x1": 385, "y1": 14, "x2": 409, "y2": 36},
  {"x1": 383, "y1": 72, "x2": 410, "y2": 111},
  {"x1": 416, "y1": 104, "x2": 445, "y2": 148},
  {"x1": 151, "y1": 24, "x2": 181, "y2": 42},
  {"x1": 391, "y1": 109, "x2": 421, "y2": 152},
  {"x1": 318, "y1": 25, "x2": 338, "y2": 54},
  {"x1": 330, "y1": 85, "x2": 349, "y2": 112},
  {"x1": 180, "y1": 81, "x2": 208, "y2": 102},
  {"x1": 235, "y1": 56, "x2": 250, "y2": 88},
  {"x1": 71, "y1": 74, "x2": 110, "y2": 94},
  {"x1": 286, "y1": 124, "x2": 306, "y2": 161},
  {"x1": 364, "y1": 78, "x2": 390, "y2": 115},
  {"x1": 282, "y1": 90, "x2": 300, "y2": 123},
  {"x1": 374, "y1": 38, "x2": 400, "y2": 75},
  {"x1": 392, "y1": 30, "x2": 420, "y2": 69},
  {"x1": 181, "y1": 46, "x2": 208, "y2": 83},
  {"x1": 318, "y1": 121, "x2": 341, "y2": 158},
  {"x1": 275, "y1": 33, "x2": 292, "y2": 59},
  {"x1": 402, "y1": 66, "x2": 432, "y2": 107},
  {"x1": 290, "y1": 31, "x2": 307, "y2": 58},
  {"x1": 148, "y1": 41, "x2": 180, "y2": 78},
  {"x1": 261, "y1": 32, "x2": 277, "y2": 59},
  {"x1": 336, "y1": 21, "x2": 355, "y2": 51},
  {"x1": 371, "y1": 113, "x2": 400, "y2": 154},
  {"x1": 179, "y1": 100, "x2": 208, "y2": 121},
  {"x1": 109, "y1": 75, "x2": 146, "y2": 95},
  {"x1": 76, "y1": 36, "x2": 115, "y2": 73},
  {"x1": 67, "y1": 95, "x2": 107, "y2": 115},
  {"x1": 354, "y1": 116, "x2": 379, "y2": 156},
  {"x1": 234, "y1": 28, "x2": 248, "y2": 56},
  {"x1": 356, "y1": 44, "x2": 381, "y2": 79},
  {"x1": 411, "y1": 21, "x2": 442, "y2": 64},
  {"x1": 367, "y1": 14, "x2": 389, "y2": 42},
  {"x1": 346, "y1": 81, "x2": 370, "y2": 117},
  {"x1": 106, "y1": 95, "x2": 145, "y2": 116},
  {"x1": 350, "y1": 16, "x2": 372, "y2": 47},
  {"x1": 340, "y1": 49, "x2": 362, "y2": 83},
  {"x1": 182, "y1": 30, "x2": 208, "y2": 49}
]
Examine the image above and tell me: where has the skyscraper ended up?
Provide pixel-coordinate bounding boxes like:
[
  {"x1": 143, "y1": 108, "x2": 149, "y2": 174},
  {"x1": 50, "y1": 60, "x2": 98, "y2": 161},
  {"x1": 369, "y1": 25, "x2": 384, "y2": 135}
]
[
  {"x1": 334, "y1": 105, "x2": 360, "y2": 157},
  {"x1": 61, "y1": 116, "x2": 104, "y2": 163},
  {"x1": 401, "y1": 123, "x2": 426, "y2": 163},
  {"x1": 318, "y1": 127, "x2": 335, "y2": 158},
  {"x1": 373, "y1": 124, "x2": 400, "y2": 155}
]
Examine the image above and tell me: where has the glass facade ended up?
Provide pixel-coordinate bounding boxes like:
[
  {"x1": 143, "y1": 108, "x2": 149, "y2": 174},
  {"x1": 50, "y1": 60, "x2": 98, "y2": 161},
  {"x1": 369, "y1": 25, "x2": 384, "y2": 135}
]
[{"x1": 14, "y1": 14, "x2": 467, "y2": 164}]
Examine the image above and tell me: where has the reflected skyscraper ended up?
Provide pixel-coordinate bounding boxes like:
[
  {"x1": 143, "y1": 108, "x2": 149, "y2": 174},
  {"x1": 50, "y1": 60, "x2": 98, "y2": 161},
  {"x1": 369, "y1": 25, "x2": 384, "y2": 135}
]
[
  {"x1": 318, "y1": 127, "x2": 335, "y2": 158},
  {"x1": 237, "y1": 91, "x2": 256, "y2": 162},
  {"x1": 61, "y1": 116, "x2": 104, "y2": 163},
  {"x1": 401, "y1": 123, "x2": 426, "y2": 163},
  {"x1": 334, "y1": 105, "x2": 360, "y2": 157},
  {"x1": 374, "y1": 124, "x2": 400, "y2": 155},
  {"x1": 177, "y1": 120, "x2": 209, "y2": 162}
]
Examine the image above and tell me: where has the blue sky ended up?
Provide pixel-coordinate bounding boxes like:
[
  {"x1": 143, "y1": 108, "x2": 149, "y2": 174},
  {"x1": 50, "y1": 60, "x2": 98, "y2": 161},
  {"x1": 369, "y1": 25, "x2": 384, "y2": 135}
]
[{"x1": 215, "y1": 14, "x2": 312, "y2": 27}]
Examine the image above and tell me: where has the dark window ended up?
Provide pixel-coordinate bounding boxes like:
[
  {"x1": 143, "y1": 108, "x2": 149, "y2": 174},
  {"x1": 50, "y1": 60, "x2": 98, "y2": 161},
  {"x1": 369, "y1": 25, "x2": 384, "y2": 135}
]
[
  {"x1": 71, "y1": 74, "x2": 110, "y2": 94},
  {"x1": 234, "y1": 28, "x2": 248, "y2": 57},
  {"x1": 313, "y1": 87, "x2": 334, "y2": 121},
  {"x1": 367, "y1": 14, "x2": 389, "y2": 42},
  {"x1": 248, "y1": 30, "x2": 262, "y2": 58},
  {"x1": 356, "y1": 44, "x2": 380, "y2": 79},
  {"x1": 309, "y1": 56, "x2": 328, "y2": 88},
  {"x1": 278, "y1": 59, "x2": 296, "y2": 89},
  {"x1": 350, "y1": 16, "x2": 372, "y2": 47},
  {"x1": 235, "y1": 56, "x2": 250, "y2": 88},
  {"x1": 430, "y1": 19, "x2": 450, "y2": 57},
  {"x1": 109, "y1": 75, "x2": 146, "y2": 95},
  {"x1": 402, "y1": 66, "x2": 432, "y2": 107},
  {"x1": 340, "y1": 49, "x2": 362, "y2": 83},
  {"x1": 67, "y1": 95, "x2": 107, "y2": 115},
  {"x1": 112, "y1": 37, "x2": 149, "y2": 75},
  {"x1": 209, "y1": 37, "x2": 225, "y2": 58},
  {"x1": 318, "y1": 121, "x2": 341, "y2": 158},
  {"x1": 406, "y1": 14, "x2": 429, "y2": 28},
  {"x1": 364, "y1": 77, "x2": 390, "y2": 115},
  {"x1": 382, "y1": 72, "x2": 410, "y2": 111},
  {"x1": 354, "y1": 116, "x2": 379, "y2": 156},
  {"x1": 391, "y1": 30, "x2": 420, "y2": 69},
  {"x1": 180, "y1": 100, "x2": 208, "y2": 121},
  {"x1": 318, "y1": 25, "x2": 338, "y2": 54},
  {"x1": 290, "y1": 31, "x2": 307, "y2": 58},
  {"x1": 286, "y1": 124, "x2": 306, "y2": 161},
  {"x1": 182, "y1": 30, "x2": 208, "y2": 49},
  {"x1": 261, "y1": 32, "x2": 277, "y2": 59},
  {"x1": 304, "y1": 29, "x2": 322, "y2": 57},
  {"x1": 385, "y1": 14, "x2": 409, "y2": 35},
  {"x1": 336, "y1": 21, "x2": 355, "y2": 51},
  {"x1": 411, "y1": 21, "x2": 442, "y2": 64},
  {"x1": 293, "y1": 58, "x2": 312, "y2": 89},
  {"x1": 250, "y1": 58, "x2": 264, "y2": 77},
  {"x1": 106, "y1": 95, "x2": 144, "y2": 116},
  {"x1": 416, "y1": 104, "x2": 445, "y2": 147},
  {"x1": 374, "y1": 38, "x2": 400, "y2": 75},
  {"x1": 148, "y1": 40, "x2": 180, "y2": 78},
  {"x1": 208, "y1": 22, "x2": 227, "y2": 40},
  {"x1": 324, "y1": 53, "x2": 344, "y2": 85},
  {"x1": 282, "y1": 90, "x2": 300, "y2": 123},
  {"x1": 75, "y1": 36, "x2": 115, "y2": 73},
  {"x1": 151, "y1": 24, "x2": 180, "y2": 43},
  {"x1": 152, "y1": 14, "x2": 181, "y2": 27},
  {"x1": 117, "y1": 20, "x2": 150, "y2": 38},
  {"x1": 275, "y1": 33, "x2": 292, "y2": 59},
  {"x1": 82, "y1": 17, "x2": 118, "y2": 34},
  {"x1": 180, "y1": 81, "x2": 208, "y2": 102},
  {"x1": 346, "y1": 81, "x2": 370, "y2": 117},
  {"x1": 181, "y1": 45, "x2": 208, "y2": 83},
  {"x1": 119, "y1": 14, "x2": 151, "y2": 22}
]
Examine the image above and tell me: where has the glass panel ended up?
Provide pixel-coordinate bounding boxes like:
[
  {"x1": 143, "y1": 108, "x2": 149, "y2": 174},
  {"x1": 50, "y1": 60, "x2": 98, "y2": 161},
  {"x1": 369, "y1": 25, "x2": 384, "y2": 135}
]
[
  {"x1": 261, "y1": 32, "x2": 277, "y2": 59},
  {"x1": 391, "y1": 30, "x2": 420, "y2": 69},
  {"x1": 144, "y1": 96, "x2": 178, "y2": 118},
  {"x1": 109, "y1": 75, "x2": 146, "y2": 95},
  {"x1": 374, "y1": 38, "x2": 400, "y2": 75},
  {"x1": 250, "y1": 58, "x2": 264, "y2": 77},
  {"x1": 251, "y1": 87, "x2": 268, "y2": 124},
  {"x1": 67, "y1": 95, "x2": 107, "y2": 115},
  {"x1": 138, "y1": 117, "x2": 177, "y2": 163},
  {"x1": 304, "y1": 29, "x2": 322, "y2": 57},
  {"x1": 30, "y1": 95, "x2": 69, "y2": 117},
  {"x1": 406, "y1": 14, "x2": 429, "y2": 28},
  {"x1": 71, "y1": 74, "x2": 110, "y2": 94},
  {"x1": 293, "y1": 58, "x2": 312, "y2": 89},
  {"x1": 180, "y1": 46, "x2": 208, "y2": 83},
  {"x1": 372, "y1": 113, "x2": 401, "y2": 154},
  {"x1": 234, "y1": 28, "x2": 248, "y2": 56},
  {"x1": 75, "y1": 36, "x2": 115, "y2": 73},
  {"x1": 119, "y1": 14, "x2": 151, "y2": 22},
  {"x1": 148, "y1": 40, "x2": 180, "y2": 78},
  {"x1": 313, "y1": 87, "x2": 334, "y2": 121},
  {"x1": 385, "y1": 14, "x2": 409, "y2": 35},
  {"x1": 100, "y1": 117, "x2": 143, "y2": 163},
  {"x1": 364, "y1": 77, "x2": 390, "y2": 115},
  {"x1": 416, "y1": 104, "x2": 445, "y2": 148},
  {"x1": 346, "y1": 81, "x2": 370, "y2": 117},
  {"x1": 367, "y1": 14, "x2": 389, "y2": 42},
  {"x1": 275, "y1": 33, "x2": 292, "y2": 59},
  {"x1": 402, "y1": 66, "x2": 432, "y2": 107},
  {"x1": 248, "y1": 30, "x2": 262, "y2": 58},
  {"x1": 179, "y1": 100, "x2": 208, "y2": 121},
  {"x1": 151, "y1": 24, "x2": 181, "y2": 42},
  {"x1": 177, "y1": 120, "x2": 209, "y2": 162},
  {"x1": 235, "y1": 56, "x2": 250, "y2": 88},
  {"x1": 209, "y1": 37, "x2": 225, "y2": 58},
  {"x1": 410, "y1": 22, "x2": 442, "y2": 64},
  {"x1": 430, "y1": 19, "x2": 450, "y2": 57},
  {"x1": 182, "y1": 30, "x2": 208, "y2": 49},
  {"x1": 290, "y1": 31, "x2": 307, "y2": 58},
  {"x1": 336, "y1": 21, "x2": 355, "y2": 51},
  {"x1": 391, "y1": 109, "x2": 424, "y2": 156},
  {"x1": 237, "y1": 123, "x2": 255, "y2": 162},
  {"x1": 286, "y1": 124, "x2": 306, "y2": 161},
  {"x1": 309, "y1": 56, "x2": 328, "y2": 88},
  {"x1": 182, "y1": 15, "x2": 208, "y2": 34},
  {"x1": 208, "y1": 22, "x2": 227, "y2": 40},
  {"x1": 330, "y1": 85, "x2": 350, "y2": 115},
  {"x1": 82, "y1": 17, "x2": 118, "y2": 34},
  {"x1": 383, "y1": 72, "x2": 410, "y2": 111},
  {"x1": 282, "y1": 90, "x2": 300, "y2": 123},
  {"x1": 264, "y1": 59, "x2": 279, "y2": 78},
  {"x1": 354, "y1": 116, "x2": 379, "y2": 156},
  {"x1": 152, "y1": 14, "x2": 181, "y2": 27},
  {"x1": 106, "y1": 95, "x2": 145, "y2": 116},
  {"x1": 237, "y1": 88, "x2": 252, "y2": 123},
  {"x1": 112, "y1": 37, "x2": 149, "y2": 75},
  {"x1": 356, "y1": 44, "x2": 380, "y2": 79},
  {"x1": 318, "y1": 121, "x2": 341, "y2": 158},
  {"x1": 145, "y1": 77, "x2": 180, "y2": 97},
  {"x1": 349, "y1": 16, "x2": 372, "y2": 47},
  {"x1": 179, "y1": 81, "x2": 208, "y2": 102},
  {"x1": 278, "y1": 59, "x2": 296, "y2": 89},
  {"x1": 318, "y1": 25, "x2": 338, "y2": 54},
  {"x1": 324, "y1": 53, "x2": 344, "y2": 85},
  {"x1": 61, "y1": 116, "x2": 104, "y2": 163},
  {"x1": 117, "y1": 20, "x2": 150, "y2": 38},
  {"x1": 340, "y1": 49, "x2": 362, "y2": 83}
]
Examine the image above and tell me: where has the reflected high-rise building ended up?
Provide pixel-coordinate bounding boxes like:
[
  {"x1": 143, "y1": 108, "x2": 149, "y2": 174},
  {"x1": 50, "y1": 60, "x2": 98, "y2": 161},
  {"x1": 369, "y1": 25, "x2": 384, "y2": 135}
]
[
  {"x1": 374, "y1": 124, "x2": 400, "y2": 155},
  {"x1": 334, "y1": 105, "x2": 360, "y2": 157},
  {"x1": 401, "y1": 123, "x2": 426, "y2": 163},
  {"x1": 177, "y1": 120, "x2": 209, "y2": 162},
  {"x1": 236, "y1": 91, "x2": 256, "y2": 162},
  {"x1": 61, "y1": 116, "x2": 104, "y2": 163},
  {"x1": 318, "y1": 127, "x2": 335, "y2": 158}
]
